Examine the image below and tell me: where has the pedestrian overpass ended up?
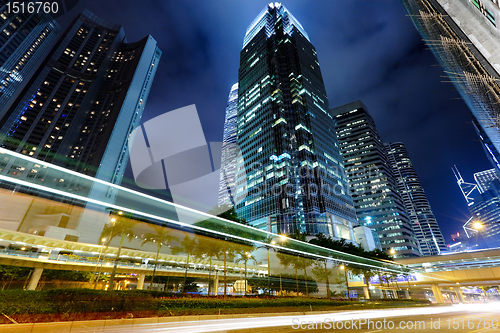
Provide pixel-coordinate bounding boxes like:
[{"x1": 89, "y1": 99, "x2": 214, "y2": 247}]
[{"x1": 393, "y1": 248, "x2": 500, "y2": 303}]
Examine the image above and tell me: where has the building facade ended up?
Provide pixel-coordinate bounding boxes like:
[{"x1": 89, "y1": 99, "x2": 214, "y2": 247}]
[
  {"x1": 235, "y1": 3, "x2": 357, "y2": 238},
  {"x1": 218, "y1": 83, "x2": 238, "y2": 207},
  {"x1": 385, "y1": 142, "x2": 446, "y2": 256},
  {"x1": 0, "y1": 1, "x2": 60, "y2": 119},
  {"x1": 401, "y1": 0, "x2": 500, "y2": 176},
  {"x1": 0, "y1": 10, "x2": 161, "y2": 243},
  {"x1": 0, "y1": 10, "x2": 161, "y2": 186},
  {"x1": 333, "y1": 101, "x2": 421, "y2": 257}
]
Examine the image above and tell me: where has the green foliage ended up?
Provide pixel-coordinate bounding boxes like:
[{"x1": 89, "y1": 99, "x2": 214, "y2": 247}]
[
  {"x1": 0, "y1": 289, "x2": 432, "y2": 316},
  {"x1": 248, "y1": 274, "x2": 318, "y2": 294},
  {"x1": 211, "y1": 205, "x2": 248, "y2": 225},
  {"x1": 0, "y1": 265, "x2": 32, "y2": 289},
  {"x1": 309, "y1": 233, "x2": 393, "y2": 260},
  {"x1": 287, "y1": 229, "x2": 307, "y2": 241},
  {"x1": 42, "y1": 269, "x2": 93, "y2": 282},
  {"x1": 153, "y1": 276, "x2": 199, "y2": 292}
]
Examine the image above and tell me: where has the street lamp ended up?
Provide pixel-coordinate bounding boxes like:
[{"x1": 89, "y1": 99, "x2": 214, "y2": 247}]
[
  {"x1": 473, "y1": 222, "x2": 483, "y2": 230},
  {"x1": 244, "y1": 251, "x2": 252, "y2": 296},
  {"x1": 93, "y1": 237, "x2": 108, "y2": 289},
  {"x1": 340, "y1": 264, "x2": 350, "y2": 300},
  {"x1": 255, "y1": 238, "x2": 280, "y2": 295},
  {"x1": 389, "y1": 248, "x2": 396, "y2": 255}
]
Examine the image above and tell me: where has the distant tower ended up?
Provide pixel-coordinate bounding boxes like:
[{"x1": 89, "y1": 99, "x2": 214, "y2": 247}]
[
  {"x1": 402, "y1": 0, "x2": 500, "y2": 176},
  {"x1": 333, "y1": 101, "x2": 421, "y2": 257},
  {"x1": 385, "y1": 142, "x2": 446, "y2": 256},
  {"x1": 218, "y1": 83, "x2": 238, "y2": 207},
  {"x1": 0, "y1": 2, "x2": 60, "y2": 118},
  {"x1": 235, "y1": 3, "x2": 357, "y2": 238},
  {"x1": 454, "y1": 166, "x2": 500, "y2": 247}
]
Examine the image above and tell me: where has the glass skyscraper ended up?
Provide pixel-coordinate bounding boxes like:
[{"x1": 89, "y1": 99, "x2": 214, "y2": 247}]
[
  {"x1": 385, "y1": 142, "x2": 446, "y2": 256},
  {"x1": 218, "y1": 83, "x2": 238, "y2": 206},
  {"x1": 0, "y1": 1, "x2": 60, "y2": 118},
  {"x1": 333, "y1": 101, "x2": 421, "y2": 258},
  {"x1": 235, "y1": 3, "x2": 357, "y2": 238}
]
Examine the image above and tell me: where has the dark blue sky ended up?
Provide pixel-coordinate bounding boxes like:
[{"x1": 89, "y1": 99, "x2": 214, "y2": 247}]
[{"x1": 61, "y1": 0, "x2": 492, "y2": 242}]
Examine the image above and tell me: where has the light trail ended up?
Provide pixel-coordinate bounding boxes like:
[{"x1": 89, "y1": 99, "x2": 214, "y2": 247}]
[{"x1": 64, "y1": 302, "x2": 500, "y2": 333}]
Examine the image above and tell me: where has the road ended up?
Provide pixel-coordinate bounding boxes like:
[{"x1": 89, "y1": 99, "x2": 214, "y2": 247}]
[{"x1": 2, "y1": 303, "x2": 500, "y2": 332}]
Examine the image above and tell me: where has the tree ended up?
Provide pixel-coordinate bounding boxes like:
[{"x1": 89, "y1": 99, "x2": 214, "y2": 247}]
[
  {"x1": 312, "y1": 259, "x2": 332, "y2": 297},
  {"x1": 196, "y1": 237, "x2": 224, "y2": 295},
  {"x1": 288, "y1": 228, "x2": 307, "y2": 242},
  {"x1": 171, "y1": 234, "x2": 198, "y2": 293},
  {"x1": 276, "y1": 252, "x2": 315, "y2": 296},
  {"x1": 99, "y1": 212, "x2": 136, "y2": 290},
  {"x1": 234, "y1": 244, "x2": 257, "y2": 295},
  {"x1": 0, "y1": 265, "x2": 31, "y2": 290},
  {"x1": 141, "y1": 224, "x2": 178, "y2": 290},
  {"x1": 295, "y1": 256, "x2": 314, "y2": 297},
  {"x1": 248, "y1": 274, "x2": 318, "y2": 294},
  {"x1": 211, "y1": 205, "x2": 248, "y2": 225},
  {"x1": 154, "y1": 276, "x2": 199, "y2": 292},
  {"x1": 309, "y1": 233, "x2": 393, "y2": 260},
  {"x1": 350, "y1": 266, "x2": 377, "y2": 299}
]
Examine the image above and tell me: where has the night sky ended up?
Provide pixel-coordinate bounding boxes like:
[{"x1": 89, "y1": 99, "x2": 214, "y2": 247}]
[{"x1": 58, "y1": 0, "x2": 493, "y2": 243}]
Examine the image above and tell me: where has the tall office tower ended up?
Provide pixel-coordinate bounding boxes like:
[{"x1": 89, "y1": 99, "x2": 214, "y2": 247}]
[
  {"x1": 333, "y1": 101, "x2": 421, "y2": 258},
  {"x1": 235, "y1": 3, "x2": 357, "y2": 238},
  {"x1": 475, "y1": 168, "x2": 498, "y2": 193},
  {"x1": 454, "y1": 167, "x2": 500, "y2": 249},
  {"x1": 385, "y1": 142, "x2": 446, "y2": 256},
  {"x1": 218, "y1": 83, "x2": 238, "y2": 207},
  {"x1": 0, "y1": 1, "x2": 60, "y2": 118},
  {"x1": 401, "y1": 0, "x2": 500, "y2": 176},
  {"x1": 0, "y1": 10, "x2": 161, "y2": 186}
]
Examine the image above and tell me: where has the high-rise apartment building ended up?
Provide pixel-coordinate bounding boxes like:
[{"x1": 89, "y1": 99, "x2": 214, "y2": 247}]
[
  {"x1": 235, "y1": 3, "x2": 357, "y2": 238},
  {"x1": 0, "y1": 10, "x2": 161, "y2": 243},
  {"x1": 401, "y1": 0, "x2": 500, "y2": 176},
  {"x1": 333, "y1": 101, "x2": 421, "y2": 257},
  {"x1": 385, "y1": 142, "x2": 446, "y2": 256},
  {"x1": 218, "y1": 83, "x2": 238, "y2": 207},
  {"x1": 0, "y1": 10, "x2": 161, "y2": 186},
  {"x1": 0, "y1": 1, "x2": 60, "y2": 117}
]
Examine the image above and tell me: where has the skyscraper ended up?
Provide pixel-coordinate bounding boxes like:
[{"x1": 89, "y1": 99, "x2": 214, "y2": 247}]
[
  {"x1": 0, "y1": 1, "x2": 60, "y2": 117},
  {"x1": 401, "y1": 0, "x2": 500, "y2": 176},
  {"x1": 385, "y1": 142, "x2": 446, "y2": 256},
  {"x1": 235, "y1": 3, "x2": 357, "y2": 238},
  {"x1": 218, "y1": 83, "x2": 238, "y2": 207},
  {"x1": 333, "y1": 101, "x2": 421, "y2": 258},
  {"x1": 454, "y1": 167, "x2": 500, "y2": 249},
  {"x1": 0, "y1": 10, "x2": 161, "y2": 186},
  {"x1": 0, "y1": 10, "x2": 161, "y2": 243}
]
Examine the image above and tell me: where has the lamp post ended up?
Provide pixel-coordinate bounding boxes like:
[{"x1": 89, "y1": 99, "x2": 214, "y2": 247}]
[
  {"x1": 255, "y1": 237, "x2": 284, "y2": 295},
  {"x1": 93, "y1": 237, "x2": 107, "y2": 290},
  {"x1": 340, "y1": 264, "x2": 350, "y2": 300},
  {"x1": 266, "y1": 240, "x2": 275, "y2": 294},
  {"x1": 244, "y1": 252, "x2": 251, "y2": 296}
]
